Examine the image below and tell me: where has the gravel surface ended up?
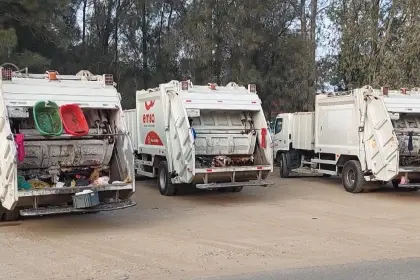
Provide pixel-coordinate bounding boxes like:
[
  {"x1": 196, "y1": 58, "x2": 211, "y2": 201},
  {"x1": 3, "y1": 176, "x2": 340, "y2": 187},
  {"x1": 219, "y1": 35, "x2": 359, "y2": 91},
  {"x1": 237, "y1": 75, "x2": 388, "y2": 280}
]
[
  {"x1": 200, "y1": 258, "x2": 420, "y2": 280},
  {"x1": 2, "y1": 170, "x2": 420, "y2": 279}
]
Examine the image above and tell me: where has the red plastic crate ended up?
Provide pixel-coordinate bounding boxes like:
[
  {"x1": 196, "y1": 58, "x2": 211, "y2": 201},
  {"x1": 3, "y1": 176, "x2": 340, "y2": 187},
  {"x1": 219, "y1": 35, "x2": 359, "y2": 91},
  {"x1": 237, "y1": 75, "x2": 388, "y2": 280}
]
[{"x1": 59, "y1": 104, "x2": 89, "y2": 136}]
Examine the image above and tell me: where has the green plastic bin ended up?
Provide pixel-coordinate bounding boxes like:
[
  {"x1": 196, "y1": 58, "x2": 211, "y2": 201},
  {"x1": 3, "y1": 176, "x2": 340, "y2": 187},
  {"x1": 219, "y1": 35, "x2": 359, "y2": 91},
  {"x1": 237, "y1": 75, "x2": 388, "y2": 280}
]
[{"x1": 33, "y1": 101, "x2": 63, "y2": 136}]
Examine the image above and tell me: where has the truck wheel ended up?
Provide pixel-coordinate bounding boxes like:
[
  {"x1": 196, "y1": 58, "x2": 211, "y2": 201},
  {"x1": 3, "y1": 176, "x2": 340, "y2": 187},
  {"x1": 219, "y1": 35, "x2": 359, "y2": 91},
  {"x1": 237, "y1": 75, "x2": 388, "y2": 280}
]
[
  {"x1": 1, "y1": 208, "x2": 20, "y2": 221},
  {"x1": 232, "y1": 186, "x2": 243, "y2": 192},
  {"x1": 279, "y1": 153, "x2": 290, "y2": 178},
  {"x1": 342, "y1": 160, "x2": 365, "y2": 193},
  {"x1": 158, "y1": 161, "x2": 177, "y2": 196}
]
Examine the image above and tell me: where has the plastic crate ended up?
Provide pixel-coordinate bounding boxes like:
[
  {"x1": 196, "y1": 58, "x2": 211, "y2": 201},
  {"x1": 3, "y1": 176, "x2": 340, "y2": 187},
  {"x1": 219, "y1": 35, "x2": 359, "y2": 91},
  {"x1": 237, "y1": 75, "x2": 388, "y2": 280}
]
[
  {"x1": 59, "y1": 104, "x2": 89, "y2": 136},
  {"x1": 33, "y1": 101, "x2": 63, "y2": 136},
  {"x1": 72, "y1": 190, "x2": 100, "y2": 209}
]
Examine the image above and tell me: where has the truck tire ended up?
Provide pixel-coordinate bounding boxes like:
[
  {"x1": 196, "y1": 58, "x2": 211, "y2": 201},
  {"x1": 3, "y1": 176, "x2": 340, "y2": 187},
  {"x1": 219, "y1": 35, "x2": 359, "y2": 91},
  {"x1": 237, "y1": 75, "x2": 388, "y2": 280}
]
[
  {"x1": 232, "y1": 186, "x2": 243, "y2": 192},
  {"x1": 158, "y1": 161, "x2": 177, "y2": 196},
  {"x1": 342, "y1": 160, "x2": 365, "y2": 193},
  {"x1": 1, "y1": 208, "x2": 20, "y2": 221},
  {"x1": 279, "y1": 153, "x2": 290, "y2": 178}
]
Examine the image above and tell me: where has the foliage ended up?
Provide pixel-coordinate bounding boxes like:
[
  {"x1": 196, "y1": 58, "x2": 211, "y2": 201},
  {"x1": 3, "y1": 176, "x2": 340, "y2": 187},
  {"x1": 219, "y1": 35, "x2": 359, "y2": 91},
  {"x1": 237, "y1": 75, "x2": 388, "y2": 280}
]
[
  {"x1": 0, "y1": 0, "x2": 323, "y2": 116},
  {"x1": 326, "y1": 0, "x2": 420, "y2": 90}
]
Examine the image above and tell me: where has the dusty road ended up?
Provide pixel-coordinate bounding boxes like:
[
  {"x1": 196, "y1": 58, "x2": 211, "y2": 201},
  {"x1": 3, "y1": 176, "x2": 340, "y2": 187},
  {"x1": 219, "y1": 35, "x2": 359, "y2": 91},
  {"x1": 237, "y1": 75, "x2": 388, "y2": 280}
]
[
  {"x1": 2, "y1": 171, "x2": 420, "y2": 280},
  {"x1": 204, "y1": 258, "x2": 420, "y2": 280}
]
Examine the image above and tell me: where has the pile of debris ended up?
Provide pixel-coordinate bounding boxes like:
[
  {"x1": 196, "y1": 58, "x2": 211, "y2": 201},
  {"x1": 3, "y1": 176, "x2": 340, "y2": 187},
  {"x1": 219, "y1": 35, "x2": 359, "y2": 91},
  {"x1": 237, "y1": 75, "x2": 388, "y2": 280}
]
[
  {"x1": 17, "y1": 166, "x2": 130, "y2": 190},
  {"x1": 196, "y1": 155, "x2": 254, "y2": 168}
]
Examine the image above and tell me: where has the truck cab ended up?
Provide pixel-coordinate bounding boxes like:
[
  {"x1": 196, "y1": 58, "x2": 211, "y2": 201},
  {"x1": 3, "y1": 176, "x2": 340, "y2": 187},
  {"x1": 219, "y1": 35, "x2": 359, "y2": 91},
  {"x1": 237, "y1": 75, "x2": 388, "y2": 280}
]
[{"x1": 272, "y1": 113, "x2": 293, "y2": 154}]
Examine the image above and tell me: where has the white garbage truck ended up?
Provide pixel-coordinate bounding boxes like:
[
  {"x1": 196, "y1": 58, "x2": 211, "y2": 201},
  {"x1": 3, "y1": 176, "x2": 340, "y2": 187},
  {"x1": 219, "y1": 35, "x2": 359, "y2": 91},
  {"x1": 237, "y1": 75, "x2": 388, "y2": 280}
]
[
  {"x1": 273, "y1": 86, "x2": 420, "y2": 193},
  {"x1": 0, "y1": 65, "x2": 135, "y2": 220},
  {"x1": 124, "y1": 80, "x2": 273, "y2": 195}
]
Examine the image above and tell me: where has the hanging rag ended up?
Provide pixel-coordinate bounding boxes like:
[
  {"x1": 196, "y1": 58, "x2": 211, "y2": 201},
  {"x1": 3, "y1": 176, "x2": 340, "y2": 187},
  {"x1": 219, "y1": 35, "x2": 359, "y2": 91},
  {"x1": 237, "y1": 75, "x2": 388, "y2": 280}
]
[
  {"x1": 408, "y1": 131, "x2": 414, "y2": 153},
  {"x1": 14, "y1": 134, "x2": 25, "y2": 162}
]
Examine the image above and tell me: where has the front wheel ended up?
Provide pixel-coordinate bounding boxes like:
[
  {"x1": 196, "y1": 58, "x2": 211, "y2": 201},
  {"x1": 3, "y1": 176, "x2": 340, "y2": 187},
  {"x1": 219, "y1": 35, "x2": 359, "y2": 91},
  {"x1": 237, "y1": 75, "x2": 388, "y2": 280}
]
[
  {"x1": 158, "y1": 161, "x2": 177, "y2": 196},
  {"x1": 279, "y1": 153, "x2": 290, "y2": 178},
  {"x1": 342, "y1": 160, "x2": 365, "y2": 193}
]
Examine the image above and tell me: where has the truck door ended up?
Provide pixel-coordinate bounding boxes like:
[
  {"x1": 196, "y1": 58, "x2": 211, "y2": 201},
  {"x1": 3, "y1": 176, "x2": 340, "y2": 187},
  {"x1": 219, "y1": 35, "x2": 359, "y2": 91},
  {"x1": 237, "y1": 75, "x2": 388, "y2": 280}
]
[
  {"x1": 0, "y1": 95, "x2": 18, "y2": 210},
  {"x1": 364, "y1": 94, "x2": 399, "y2": 181},
  {"x1": 273, "y1": 115, "x2": 290, "y2": 152}
]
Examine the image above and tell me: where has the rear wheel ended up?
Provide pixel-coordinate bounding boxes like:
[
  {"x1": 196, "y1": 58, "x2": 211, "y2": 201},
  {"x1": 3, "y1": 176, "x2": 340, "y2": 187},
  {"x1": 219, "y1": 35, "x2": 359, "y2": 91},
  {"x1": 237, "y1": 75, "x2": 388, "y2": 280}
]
[
  {"x1": 232, "y1": 186, "x2": 243, "y2": 192},
  {"x1": 279, "y1": 153, "x2": 290, "y2": 178},
  {"x1": 342, "y1": 160, "x2": 365, "y2": 193},
  {"x1": 218, "y1": 187, "x2": 243, "y2": 193},
  {"x1": 0, "y1": 208, "x2": 20, "y2": 221},
  {"x1": 158, "y1": 161, "x2": 177, "y2": 196}
]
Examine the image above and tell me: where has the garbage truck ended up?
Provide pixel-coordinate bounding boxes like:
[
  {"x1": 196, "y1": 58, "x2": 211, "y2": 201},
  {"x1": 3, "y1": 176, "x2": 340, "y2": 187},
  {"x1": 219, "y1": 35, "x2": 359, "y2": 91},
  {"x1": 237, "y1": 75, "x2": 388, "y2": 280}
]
[
  {"x1": 124, "y1": 80, "x2": 273, "y2": 195},
  {"x1": 0, "y1": 65, "x2": 135, "y2": 220},
  {"x1": 272, "y1": 85, "x2": 420, "y2": 193}
]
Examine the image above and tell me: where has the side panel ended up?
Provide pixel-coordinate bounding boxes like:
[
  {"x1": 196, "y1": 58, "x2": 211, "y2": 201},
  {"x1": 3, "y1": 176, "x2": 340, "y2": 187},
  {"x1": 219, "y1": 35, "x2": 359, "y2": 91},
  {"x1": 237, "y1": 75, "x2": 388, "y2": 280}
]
[
  {"x1": 363, "y1": 95, "x2": 398, "y2": 180},
  {"x1": 136, "y1": 91, "x2": 166, "y2": 154},
  {"x1": 292, "y1": 112, "x2": 314, "y2": 150},
  {"x1": 315, "y1": 95, "x2": 359, "y2": 155},
  {"x1": 166, "y1": 91, "x2": 195, "y2": 183},
  {"x1": 193, "y1": 111, "x2": 257, "y2": 155},
  {"x1": 123, "y1": 109, "x2": 138, "y2": 150},
  {"x1": 0, "y1": 89, "x2": 18, "y2": 210},
  {"x1": 19, "y1": 139, "x2": 114, "y2": 168}
]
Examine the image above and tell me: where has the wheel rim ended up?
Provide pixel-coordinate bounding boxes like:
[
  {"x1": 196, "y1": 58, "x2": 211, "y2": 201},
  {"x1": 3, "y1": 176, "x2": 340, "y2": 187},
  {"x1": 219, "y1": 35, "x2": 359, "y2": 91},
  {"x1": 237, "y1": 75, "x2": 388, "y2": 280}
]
[
  {"x1": 159, "y1": 168, "x2": 166, "y2": 190},
  {"x1": 346, "y1": 168, "x2": 355, "y2": 186}
]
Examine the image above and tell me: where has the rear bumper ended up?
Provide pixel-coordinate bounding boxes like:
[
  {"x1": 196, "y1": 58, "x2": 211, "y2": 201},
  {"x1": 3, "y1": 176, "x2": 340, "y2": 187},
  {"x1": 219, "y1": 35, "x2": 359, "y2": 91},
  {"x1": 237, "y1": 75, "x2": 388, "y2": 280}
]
[
  {"x1": 195, "y1": 165, "x2": 272, "y2": 173},
  {"x1": 18, "y1": 183, "x2": 133, "y2": 197},
  {"x1": 196, "y1": 179, "x2": 274, "y2": 190},
  {"x1": 20, "y1": 199, "x2": 136, "y2": 217}
]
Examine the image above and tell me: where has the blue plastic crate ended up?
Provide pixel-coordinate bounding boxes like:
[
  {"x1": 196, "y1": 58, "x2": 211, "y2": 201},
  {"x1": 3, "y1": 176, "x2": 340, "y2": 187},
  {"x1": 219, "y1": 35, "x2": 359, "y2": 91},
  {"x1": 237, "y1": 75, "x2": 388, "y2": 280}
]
[{"x1": 72, "y1": 190, "x2": 100, "y2": 209}]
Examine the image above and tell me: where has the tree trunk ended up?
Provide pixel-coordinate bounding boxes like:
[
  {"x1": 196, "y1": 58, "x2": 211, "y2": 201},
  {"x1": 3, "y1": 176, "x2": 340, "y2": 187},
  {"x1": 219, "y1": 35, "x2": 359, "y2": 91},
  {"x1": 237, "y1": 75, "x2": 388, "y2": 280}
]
[
  {"x1": 370, "y1": 0, "x2": 380, "y2": 84},
  {"x1": 115, "y1": 0, "x2": 120, "y2": 67},
  {"x1": 82, "y1": 0, "x2": 87, "y2": 62},
  {"x1": 300, "y1": 0, "x2": 306, "y2": 39},
  {"x1": 142, "y1": 0, "x2": 148, "y2": 88},
  {"x1": 308, "y1": 0, "x2": 317, "y2": 110}
]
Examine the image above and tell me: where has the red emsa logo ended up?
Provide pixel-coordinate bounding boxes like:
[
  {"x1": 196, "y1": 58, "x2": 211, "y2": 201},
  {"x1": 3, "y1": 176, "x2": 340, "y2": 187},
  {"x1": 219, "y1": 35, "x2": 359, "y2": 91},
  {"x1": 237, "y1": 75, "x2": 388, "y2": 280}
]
[{"x1": 145, "y1": 100, "x2": 155, "y2": 110}]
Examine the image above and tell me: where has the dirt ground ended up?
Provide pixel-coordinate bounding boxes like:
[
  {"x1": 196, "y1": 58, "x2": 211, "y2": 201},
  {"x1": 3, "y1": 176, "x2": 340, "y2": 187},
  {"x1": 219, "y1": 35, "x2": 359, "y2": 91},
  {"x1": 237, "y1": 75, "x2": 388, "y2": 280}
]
[{"x1": 2, "y1": 170, "x2": 420, "y2": 280}]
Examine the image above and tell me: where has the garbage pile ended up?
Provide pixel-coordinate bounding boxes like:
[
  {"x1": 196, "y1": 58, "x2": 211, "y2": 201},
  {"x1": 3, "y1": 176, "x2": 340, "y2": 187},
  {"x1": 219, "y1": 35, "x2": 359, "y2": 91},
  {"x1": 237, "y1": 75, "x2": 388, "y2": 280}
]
[
  {"x1": 196, "y1": 155, "x2": 254, "y2": 168},
  {"x1": 17, "y1": 166, "x2": 131, "y2": 190}
]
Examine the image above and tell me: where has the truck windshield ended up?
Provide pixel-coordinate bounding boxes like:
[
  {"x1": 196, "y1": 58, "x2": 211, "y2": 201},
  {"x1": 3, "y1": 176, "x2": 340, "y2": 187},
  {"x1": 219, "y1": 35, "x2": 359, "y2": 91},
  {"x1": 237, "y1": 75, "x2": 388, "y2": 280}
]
[{"x1": 275, "y1": 118, "x2": 283, "y2": 134}]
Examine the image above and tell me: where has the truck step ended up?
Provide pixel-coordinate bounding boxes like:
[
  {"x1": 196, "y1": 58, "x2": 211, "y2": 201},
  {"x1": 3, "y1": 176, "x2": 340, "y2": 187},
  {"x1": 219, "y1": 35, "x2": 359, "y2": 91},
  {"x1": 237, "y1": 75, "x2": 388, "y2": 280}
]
[
  {"x1": 136, "y1": 170, "x2": 155, "y2": 177},
  {"x1": 293, "y1": 168, "x2": 336, "y2": 176},
  {"x1": 136, "y1": 160, "x2": 153, "y2": 166},
  {"x1": 196, "y1": 179, "x2": 274, "y2": 190},
  {"x1": 20, "y1": 199, "x2": 136, "y2": 217},
  {"x1": 293, "y1": 168, "x2": 319, "y2": 174},
  {"x1": 397, "y1": 183, "x2": 420, "y2": 189},
  {"x1": 311, "y1": 159, "x2": 336, "y2": 165}
]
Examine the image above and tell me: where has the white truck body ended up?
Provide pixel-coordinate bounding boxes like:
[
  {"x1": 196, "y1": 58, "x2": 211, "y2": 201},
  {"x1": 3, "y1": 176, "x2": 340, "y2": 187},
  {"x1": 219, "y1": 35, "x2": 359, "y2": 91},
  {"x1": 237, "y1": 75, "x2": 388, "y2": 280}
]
[
  {"x1": 125, "y1": 80, "x2": 273, "y2": 194},
  {"x1": 273, "y1": 86, "x2": 420, "y2": 192},
  {"x1": 0, "y1": 68, "x2": 135, "y2": 219}
]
